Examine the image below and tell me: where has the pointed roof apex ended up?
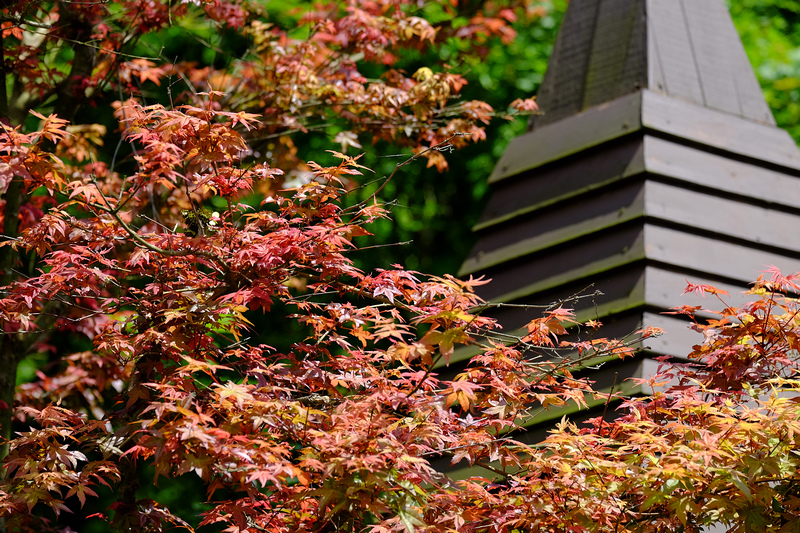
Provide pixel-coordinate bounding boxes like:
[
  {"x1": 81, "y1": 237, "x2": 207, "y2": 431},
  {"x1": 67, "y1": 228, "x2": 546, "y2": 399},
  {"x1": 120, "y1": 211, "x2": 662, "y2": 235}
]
[{"x1": 531, "y1": 0, "x2": 775, "y2": 130}]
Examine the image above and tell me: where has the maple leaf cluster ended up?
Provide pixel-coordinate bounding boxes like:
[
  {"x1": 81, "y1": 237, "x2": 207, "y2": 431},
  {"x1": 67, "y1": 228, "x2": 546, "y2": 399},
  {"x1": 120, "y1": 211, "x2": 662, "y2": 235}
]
[
  {"x1": 4, "y1": 92, "x2": 800, "y2": 533},
  {"x1": 0, "y1": 0, "x2": 540, "y2": 176},
  {"x1": 0, "y1": 99, "x2": 620, "y2": 531},
  {"x1": 2, "y1": 1, "x2": 800, "y2": 533}
]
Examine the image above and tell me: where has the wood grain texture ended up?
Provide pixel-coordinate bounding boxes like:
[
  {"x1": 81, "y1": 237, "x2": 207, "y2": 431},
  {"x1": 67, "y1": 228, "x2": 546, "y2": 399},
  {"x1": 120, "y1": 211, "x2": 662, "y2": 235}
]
[{"x1": 530, "y1": 0, "x2": 775, "y2": 129}]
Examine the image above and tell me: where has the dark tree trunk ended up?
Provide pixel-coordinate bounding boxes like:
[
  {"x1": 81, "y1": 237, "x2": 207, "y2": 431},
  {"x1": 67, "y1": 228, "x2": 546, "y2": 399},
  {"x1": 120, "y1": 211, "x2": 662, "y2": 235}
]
[
  {"x1": 0, "y1": 175, "x2": 23, "y2": 464},
  {"x1": 0, "y1": 175, "x2": 23, "y2": 533}
]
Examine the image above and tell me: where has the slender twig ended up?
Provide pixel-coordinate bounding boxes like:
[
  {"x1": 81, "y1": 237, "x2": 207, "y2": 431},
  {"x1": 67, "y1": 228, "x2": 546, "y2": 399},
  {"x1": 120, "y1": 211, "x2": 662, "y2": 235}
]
[
  {"x1": 369, "y1": 133, "x2": 469, "y2": 202},
  {"x1": 0, "y1": 16, "x2": 53, "y2": 29},
  {"x1": 404, "y1": 351, "x2": 442, "y2": 399},
  {"x1": 597, "y1": 372, "x2": 619, "y2": 436}
]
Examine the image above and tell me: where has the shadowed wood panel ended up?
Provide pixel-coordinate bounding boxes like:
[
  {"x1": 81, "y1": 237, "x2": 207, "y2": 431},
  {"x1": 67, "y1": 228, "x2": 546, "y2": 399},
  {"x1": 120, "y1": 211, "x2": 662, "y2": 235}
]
[
  {"x1": 531, "y1": 0, "x2": 599, "y2": 126},
  {"x1": 584, "y1": 0, "x2": 646, "y2": 108},
  {"x1": 463, "y1": 181, "x2": 646, "y2": 275},
  {"x1": 483, "y1": 263, "x2": 648, "y2": 331},
  {"x1": 493, "y1": 92, "x2": 643, "y2": 183},
  {"x1": 479, "y1": 135, "x2": 644, "y2": 229},
  {"x1": 475, "y1": 225, "x2": 646, "y2": 303}
]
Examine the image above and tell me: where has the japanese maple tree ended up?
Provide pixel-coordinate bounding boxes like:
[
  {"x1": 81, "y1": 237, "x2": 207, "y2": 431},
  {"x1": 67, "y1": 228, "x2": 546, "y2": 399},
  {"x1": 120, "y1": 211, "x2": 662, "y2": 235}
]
[
  {"x1": 3, "y1": 1, "x2": 800, "y2": 533},
  {"x1": 0, "y1": 0, "x2": 540, "y2": 484}
]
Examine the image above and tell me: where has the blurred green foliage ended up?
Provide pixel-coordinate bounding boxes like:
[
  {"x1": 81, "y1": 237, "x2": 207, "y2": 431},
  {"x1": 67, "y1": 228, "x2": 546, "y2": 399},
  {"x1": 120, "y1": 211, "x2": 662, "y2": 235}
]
[
  {"x1": 336, "y1": 0, "x2": 568, "y2": 276},
  {"x1": 729, "y1": 1, "x2": 800, "y2": 142}
]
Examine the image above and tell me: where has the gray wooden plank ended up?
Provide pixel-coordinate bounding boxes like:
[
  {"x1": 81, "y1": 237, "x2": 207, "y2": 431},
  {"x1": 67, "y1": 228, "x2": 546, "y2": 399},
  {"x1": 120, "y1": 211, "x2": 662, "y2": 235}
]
[
  {"x1": 647, "y1": 0, "x2": 704, "y2": 105},
  {"x1": 622, "y1": 0, "x2": 648, "y2": 94},
  {"x1": 641, "y1": 89, "x2": 800, "y2": 170},
  {"x1": 643, "y1": 267, "x2": 757, "y2": 315},
  {"x1": 681, "y1": 0, "x2": 740, "y2": 115},
  {"x1": 644, "y1": 181, "x2": 800, "y2": 253},
  {"x1": 643, "y1": 136, "x2": 800, "y2": 208},
  {"x1": 734, "y1": 70, "x2": 775, "y2": 125},
  {"x1": 479, "y1": 135, "x2": 644, "y2": 227},
  {"x1": 681, "y1": 0, "x2": 774, "y2": 124},
  {"x1": 644, "y1": 224, "x2": 800, "y2": 283},
  {"x1": 639, "y1": 312, "x2": 705, "y2": 359}
]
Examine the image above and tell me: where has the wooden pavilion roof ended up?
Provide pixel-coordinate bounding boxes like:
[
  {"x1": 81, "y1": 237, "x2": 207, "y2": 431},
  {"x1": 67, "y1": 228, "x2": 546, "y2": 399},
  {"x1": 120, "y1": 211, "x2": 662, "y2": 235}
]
[{"x1": 458, "y1": 0, "x2": 800, "y2": 401}]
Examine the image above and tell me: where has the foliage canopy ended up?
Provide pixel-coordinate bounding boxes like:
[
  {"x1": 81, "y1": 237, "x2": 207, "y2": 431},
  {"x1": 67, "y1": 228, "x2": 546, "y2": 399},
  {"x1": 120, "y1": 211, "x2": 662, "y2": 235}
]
[{"x1": 3, "y1": 1, "x2": 800, "y2": 533}]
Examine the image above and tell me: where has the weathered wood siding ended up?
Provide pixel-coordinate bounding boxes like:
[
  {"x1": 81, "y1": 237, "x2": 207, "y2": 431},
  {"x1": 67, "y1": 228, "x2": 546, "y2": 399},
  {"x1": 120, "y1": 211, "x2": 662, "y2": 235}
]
[{"x1": 459, "y1": 0, "x2": 800, "y2": 398}]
